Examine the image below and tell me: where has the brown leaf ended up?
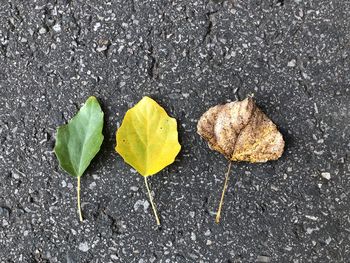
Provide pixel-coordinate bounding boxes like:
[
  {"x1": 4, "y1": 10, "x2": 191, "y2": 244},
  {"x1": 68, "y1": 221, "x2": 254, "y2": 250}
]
[{"x1": 197, "y1": 97, "x2": 285, "y2": 163}]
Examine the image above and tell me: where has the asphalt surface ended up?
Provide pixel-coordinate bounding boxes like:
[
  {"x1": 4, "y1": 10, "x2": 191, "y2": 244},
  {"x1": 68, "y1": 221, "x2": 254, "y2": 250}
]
[{"x1": 0, "y1": 0, "x2": 349, "y2": 262}]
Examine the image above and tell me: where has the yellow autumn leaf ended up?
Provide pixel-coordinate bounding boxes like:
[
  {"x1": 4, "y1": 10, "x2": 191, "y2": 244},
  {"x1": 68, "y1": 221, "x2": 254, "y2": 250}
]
[
  {"x1": 116, "y1": 96, "x2": 181, "y2": 176},
  {"x1": 115, "y1": 96, "x2": 181, "y2": 225}
]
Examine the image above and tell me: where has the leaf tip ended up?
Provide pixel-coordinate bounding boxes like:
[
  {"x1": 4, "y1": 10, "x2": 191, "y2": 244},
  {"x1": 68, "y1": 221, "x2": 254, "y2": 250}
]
[{"x1": 87, "y1": 95, "x2": 98, "y2": 101}]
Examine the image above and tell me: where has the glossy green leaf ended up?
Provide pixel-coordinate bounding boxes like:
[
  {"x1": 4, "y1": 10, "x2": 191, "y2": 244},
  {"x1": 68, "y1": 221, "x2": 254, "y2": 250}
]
[{"x1": 54, "y1": 96, "x2": 104, "y2": 177}]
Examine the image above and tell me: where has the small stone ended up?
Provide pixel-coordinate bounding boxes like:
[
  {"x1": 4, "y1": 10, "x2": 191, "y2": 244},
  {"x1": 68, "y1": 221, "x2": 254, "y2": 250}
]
[
  {"x1": 117, "y1": 45, "x2": 124, "y2": 53},
  {"x1": 287, "y1": 59, "x2": 296, "y2": 67},
  {"x1": 53, "y1": 24, "x2": 61, "y2": 32},
  {"x1": 28, "y1": 28, "x2": 34, "y2": 36},
  {"x1": 256, "y1": 255, "x2": 271, "y2": 263},
  {"x1": 39, "y1": 27, "x2": 47, "y2": 34},
  {"x1": 321, "y1": 172, "x2": 331, "y2": 180},
  {"x1": 188, "y1": 253, "x2": 198, "y2": 259},
  {"x1": 305, "y1": 215, "x2": 318, "y2": 221},
  {"x1": 96, "y1": 45, "x2": 108, "y2": 52},
  {"x1": 89, "y1": 182, "x2": 97, "y2": 190},
  {"x1": 271, "y1": 185, "x2": 279, "y2": 191},
  {"x1": 0, "y1": 207, "x2": 10, "y2": 218},
  {"x1": 130, "y1": 186, "x2": 139, "y2": 192},
  {"x1": 306, "y1": 227, "x2": 319, "y2": 234},
  {"x1": 61, "y1": 180, "x2": 67, "y2": 187},
  {"x1": 191, "y1": 232, "x2": 196, "y2": 241},
  {"x1": 134, "y1": 200, "x2": 150, "y2": 212},
  {"x1": 78, "y1": 242, "x2": 90, "y2": 252},
  {"x1": 12, "y1": 172, "x2": 20, "y2": 179},
  {"x1": 284, "y1": 246, "x2": 292, "y2": 251},
  {"x1": 94, "y1": 22, "x2": 101, "y2": 31}
]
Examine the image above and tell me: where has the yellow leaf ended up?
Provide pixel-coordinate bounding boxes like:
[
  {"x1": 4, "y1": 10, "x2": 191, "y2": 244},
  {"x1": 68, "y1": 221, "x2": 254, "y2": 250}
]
[{"x1": 116, "y1": 96, "x2": 181, "y2": 177}]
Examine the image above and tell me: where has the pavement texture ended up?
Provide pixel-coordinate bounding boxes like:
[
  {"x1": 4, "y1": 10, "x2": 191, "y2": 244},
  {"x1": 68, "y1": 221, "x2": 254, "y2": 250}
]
[{"x1": 0, "y1": 0, "x2": 349, "y2": 262}]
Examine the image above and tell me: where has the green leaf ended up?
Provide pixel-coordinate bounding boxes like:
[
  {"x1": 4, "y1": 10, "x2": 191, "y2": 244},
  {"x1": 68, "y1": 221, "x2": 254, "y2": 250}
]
[
  {"x1": 54, "y1": 96, "x2": 104, "y2": 177},
  {"x1": 54, "y1": 96, "x2": 104, "y2": 222}
]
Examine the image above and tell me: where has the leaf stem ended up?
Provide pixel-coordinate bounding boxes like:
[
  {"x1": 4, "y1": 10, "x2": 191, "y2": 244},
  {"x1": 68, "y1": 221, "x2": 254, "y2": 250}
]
[
  {"x1": 215, "y1": 161, "x2": 232, "y2": 224},
  {"x1": 144, "y1": 176, "x2": 160, "y2": 225},
  {"x1": 77, "y1": 176, "x2": 83, "y2": 222}
]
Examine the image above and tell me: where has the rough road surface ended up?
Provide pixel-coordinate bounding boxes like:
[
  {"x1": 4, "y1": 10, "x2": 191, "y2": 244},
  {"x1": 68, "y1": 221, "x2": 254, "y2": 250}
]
[{"x1": 0, "y1": 0, "x2": 349, "y2": 262}]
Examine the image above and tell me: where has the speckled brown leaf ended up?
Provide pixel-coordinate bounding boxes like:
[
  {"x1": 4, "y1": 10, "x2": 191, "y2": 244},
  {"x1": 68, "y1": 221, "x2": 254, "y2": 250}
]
[{"x1": 197, "y1": 97, "x2": 285, "y2": 163}]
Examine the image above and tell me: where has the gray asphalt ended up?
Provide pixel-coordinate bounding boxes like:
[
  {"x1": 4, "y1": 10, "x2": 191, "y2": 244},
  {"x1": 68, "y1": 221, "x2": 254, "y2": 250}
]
[{"x1": 0, "y1": 0, "x2": 349, "y2": 262}]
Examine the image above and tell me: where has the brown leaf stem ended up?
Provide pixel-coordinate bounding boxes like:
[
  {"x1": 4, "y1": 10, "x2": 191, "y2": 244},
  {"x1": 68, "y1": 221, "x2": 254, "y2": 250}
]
[{"x1": 215, "y1": 161, "x2": 232, "y2": 223}]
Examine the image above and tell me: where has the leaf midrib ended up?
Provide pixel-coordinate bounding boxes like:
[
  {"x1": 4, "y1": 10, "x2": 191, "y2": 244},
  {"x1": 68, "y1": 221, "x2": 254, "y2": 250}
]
[{"x1": 76, "y1": 106, "x2": 94, "y2": 176}]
